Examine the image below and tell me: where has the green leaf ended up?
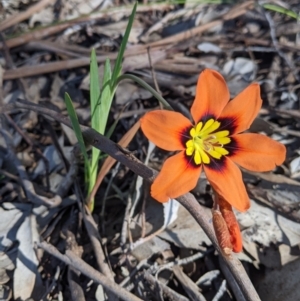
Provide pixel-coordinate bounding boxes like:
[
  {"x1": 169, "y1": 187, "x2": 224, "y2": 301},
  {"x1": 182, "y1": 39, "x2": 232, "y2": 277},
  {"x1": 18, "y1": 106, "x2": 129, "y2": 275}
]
[
  {"x1": 98, "y1": 58, "x2": 112, "y2": 135},
  {"x1": 64, "y1": 92, "x2": 89, "y2": 165},
  {"x1": 263, "y1": 3, "x2": 300, "y2": 20},
  {"x1": 89, "y1": 58, "x2": 112, "y2": 171},
  {"x1": 90, "y1": 49, "x2": 102, "y2": 178},
  {"x1": 90, "y1": 48, "x2": 101, "y2": 132},
  {"x1": 111, "y1": 2, "x2": 137, "y2": 84},
  {"x1": 88, "y1": 57, "x2": 113, "y2": 210}
]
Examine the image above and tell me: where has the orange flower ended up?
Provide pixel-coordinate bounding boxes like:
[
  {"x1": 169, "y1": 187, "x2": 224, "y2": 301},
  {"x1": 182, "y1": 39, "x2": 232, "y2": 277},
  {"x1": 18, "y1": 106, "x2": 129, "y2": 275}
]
[{"x1": 140, "y1": 69, "x2": 286, "y2": 212}]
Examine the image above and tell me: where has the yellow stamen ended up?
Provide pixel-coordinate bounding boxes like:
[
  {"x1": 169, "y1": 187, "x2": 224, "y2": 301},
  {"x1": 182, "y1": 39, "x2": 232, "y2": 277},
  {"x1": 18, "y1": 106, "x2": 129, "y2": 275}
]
[{"x1": 185, "y1": 119, "x2": 231, "y2": 165}]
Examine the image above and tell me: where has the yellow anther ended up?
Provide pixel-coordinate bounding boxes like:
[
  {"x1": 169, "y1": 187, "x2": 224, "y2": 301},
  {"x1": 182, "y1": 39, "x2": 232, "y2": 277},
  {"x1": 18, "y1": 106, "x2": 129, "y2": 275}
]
[{"x1": 185, "y1": 119, "x2": 231, "y2": 165}]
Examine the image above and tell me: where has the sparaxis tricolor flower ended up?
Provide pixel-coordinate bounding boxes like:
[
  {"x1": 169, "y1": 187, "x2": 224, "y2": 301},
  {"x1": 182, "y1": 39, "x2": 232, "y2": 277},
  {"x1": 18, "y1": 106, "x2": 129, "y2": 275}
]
[{"x1": 140, "y1": 69, "x2": 286, "y2": 212}]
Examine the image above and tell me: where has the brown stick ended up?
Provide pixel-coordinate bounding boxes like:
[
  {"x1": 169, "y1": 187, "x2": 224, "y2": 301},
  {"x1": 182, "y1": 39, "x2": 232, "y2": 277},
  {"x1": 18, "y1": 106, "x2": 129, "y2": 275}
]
[
  {"x1": 2, "y1": 48, "x2": 165, "y2": 80},
  {"x1": 0, "y1": 0, "x2": 56, "y2": 32},
  {"x1": 144, "y1": 272, "x2": 190, "y2": 301}
]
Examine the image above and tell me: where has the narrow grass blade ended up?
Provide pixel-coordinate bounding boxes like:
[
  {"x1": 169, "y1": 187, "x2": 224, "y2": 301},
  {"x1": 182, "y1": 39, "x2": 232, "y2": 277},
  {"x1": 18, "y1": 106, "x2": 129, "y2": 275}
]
[
  {"x1": 90, "y1": 48, "x2": 101, "y2": 177},
  {"x1": 64, "y1": 92, "x2": 89, "y2": 164},
  {"x1": 111, "y1": 2, "x2": 137, "y2": 84},
  {"x1": 263, "y1": 3, "x2": 300, "y2": 20},
  {"x1": 88, "y1": 57, "x2": 112, "y2": 211},
  {"x1": 90, "y1": 58, "x2": 112, "y2": 174},
  {"x1": 98, "y1": 58, "x2": 112, "y2": 134},
  {"x1": 90, "y1": 48, "x2": 101, "y2": 134}
]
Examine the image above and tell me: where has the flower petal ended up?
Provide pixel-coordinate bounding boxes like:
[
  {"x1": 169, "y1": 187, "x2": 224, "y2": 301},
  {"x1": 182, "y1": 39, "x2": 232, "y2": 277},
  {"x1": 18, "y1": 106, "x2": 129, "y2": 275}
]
[
  {"x1": 219, "y1": 83, "x2": 262, "y2": 134},
  {"x1": 191, "y1": 69, "x2": 230, "y2": 123},
  {"x1": 230, "y1": 221, "x2": 243, "y2": 253},
  {"x1": 228, "y1": 133, "x2": 286, "y2": 171},
  {"x1": 151, "y1": 151, "x2": 202, "y2": 202},
  {"x1": 140, "y1": 110, "x2": 192, "y2": 151},
  {"x1": 204, "y1": 158, "x2": 250, "y2": 212}
]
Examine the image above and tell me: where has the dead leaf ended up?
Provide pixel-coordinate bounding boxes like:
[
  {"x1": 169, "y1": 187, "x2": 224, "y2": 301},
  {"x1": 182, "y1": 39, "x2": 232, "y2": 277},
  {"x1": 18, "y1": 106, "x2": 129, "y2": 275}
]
[
  {"x1": 0, "y1": 203, "x2": 42, "y2": 300},
  {"x1": 236, "y1": 200, "x2": 300, "y2": 268}
]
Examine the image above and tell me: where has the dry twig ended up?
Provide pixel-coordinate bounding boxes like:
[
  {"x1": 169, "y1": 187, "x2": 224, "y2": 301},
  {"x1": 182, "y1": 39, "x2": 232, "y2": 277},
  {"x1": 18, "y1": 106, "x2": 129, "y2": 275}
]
[
  {"x1": 144, "y1": 272, "x2": 190, "y2": 301},
  {"x1": 172, "y1": 265, "x2": 207, "y2": 301},
  {"x1": 0, "y1": 0, "x2": 56, "y2": 32},
  {"x1": 73, "y1": 183, "x2": 118, "y2": 301}
]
